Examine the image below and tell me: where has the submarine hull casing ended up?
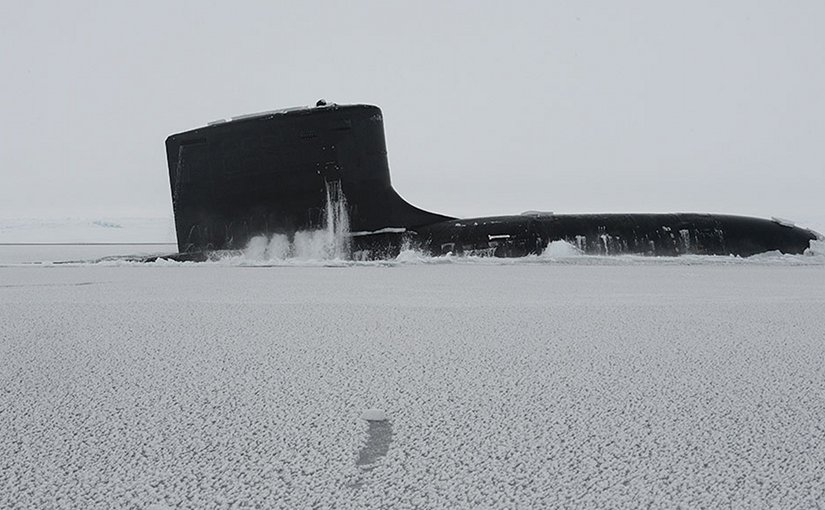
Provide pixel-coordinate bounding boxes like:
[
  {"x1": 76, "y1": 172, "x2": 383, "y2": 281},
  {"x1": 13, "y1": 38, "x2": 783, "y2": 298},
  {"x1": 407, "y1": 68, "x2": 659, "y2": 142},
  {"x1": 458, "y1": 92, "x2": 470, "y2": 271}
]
[{"x1": 414, "y1": 213, "x2": 819, "y2": 258}]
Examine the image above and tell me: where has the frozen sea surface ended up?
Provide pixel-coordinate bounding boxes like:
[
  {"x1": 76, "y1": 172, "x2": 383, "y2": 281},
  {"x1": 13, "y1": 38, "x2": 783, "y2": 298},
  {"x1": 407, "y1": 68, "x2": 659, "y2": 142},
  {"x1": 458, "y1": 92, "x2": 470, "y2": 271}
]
[{"x1": 1, "y1": 261, "x2": 824, "y2": 509}]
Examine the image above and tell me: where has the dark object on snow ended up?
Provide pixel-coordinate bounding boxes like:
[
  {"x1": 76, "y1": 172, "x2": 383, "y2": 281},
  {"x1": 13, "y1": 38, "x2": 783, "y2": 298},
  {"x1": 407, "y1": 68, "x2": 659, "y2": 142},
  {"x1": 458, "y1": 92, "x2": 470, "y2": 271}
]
[{"x1": 166, "y1": 102, "x2": 820, "y2": 259}]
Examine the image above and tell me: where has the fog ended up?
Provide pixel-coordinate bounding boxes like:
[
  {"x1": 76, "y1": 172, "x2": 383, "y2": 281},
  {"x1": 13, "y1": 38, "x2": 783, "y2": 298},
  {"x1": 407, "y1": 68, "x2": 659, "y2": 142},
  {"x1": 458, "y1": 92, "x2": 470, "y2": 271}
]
[{"x1": 2, "y1": 1, "x2": 823, "y2": 222}]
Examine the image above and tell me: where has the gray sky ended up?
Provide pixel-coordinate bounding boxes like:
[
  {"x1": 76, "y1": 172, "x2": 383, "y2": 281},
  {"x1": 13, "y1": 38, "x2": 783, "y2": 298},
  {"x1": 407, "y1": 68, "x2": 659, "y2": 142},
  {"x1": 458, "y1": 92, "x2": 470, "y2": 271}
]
[{"x1": 2, "y1": 1, "x2": 823, "y2": 222}]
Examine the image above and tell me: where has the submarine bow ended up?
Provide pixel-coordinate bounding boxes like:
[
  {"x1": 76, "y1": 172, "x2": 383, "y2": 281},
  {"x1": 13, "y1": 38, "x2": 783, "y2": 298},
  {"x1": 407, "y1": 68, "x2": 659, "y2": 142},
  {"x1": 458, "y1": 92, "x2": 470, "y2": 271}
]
[{"x1": 166, "y1": 102, "x2": 820, "y2": 258}]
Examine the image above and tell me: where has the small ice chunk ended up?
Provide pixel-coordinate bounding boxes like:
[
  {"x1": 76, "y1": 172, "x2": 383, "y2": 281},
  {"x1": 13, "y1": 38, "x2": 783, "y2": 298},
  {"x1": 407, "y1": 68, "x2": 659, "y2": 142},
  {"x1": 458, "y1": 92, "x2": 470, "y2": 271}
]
[
  {"x1": 361, "y1": 409, "x2": 387, "y2": 421},
  {"x1": 542, "y1": 240, "x2": 583, "y2": 258},
  {"x1": 771, "y1": 216, "x2": 796, "y2": 227},
  {"x1": 805, "y1": 239, "x2": 825, "y2": 256}
]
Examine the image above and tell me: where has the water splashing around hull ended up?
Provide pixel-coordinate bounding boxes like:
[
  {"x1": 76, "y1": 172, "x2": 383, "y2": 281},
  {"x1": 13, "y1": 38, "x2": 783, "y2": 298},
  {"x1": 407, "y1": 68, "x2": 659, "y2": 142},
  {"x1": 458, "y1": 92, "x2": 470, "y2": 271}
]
[
  {"x1": 243, "y1": 180, "x2": 351, "y2": 261},
  {"x1": 323, "y1": 180, "x2": 351, "y2": 260}
]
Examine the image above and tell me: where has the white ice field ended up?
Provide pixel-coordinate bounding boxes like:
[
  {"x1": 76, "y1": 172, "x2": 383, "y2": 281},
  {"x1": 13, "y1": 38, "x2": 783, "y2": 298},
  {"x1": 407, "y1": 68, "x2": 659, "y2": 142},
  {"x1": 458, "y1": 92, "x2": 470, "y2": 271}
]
[{"x1": 1, "y1": 219, "x2": 825, "y2": 508}]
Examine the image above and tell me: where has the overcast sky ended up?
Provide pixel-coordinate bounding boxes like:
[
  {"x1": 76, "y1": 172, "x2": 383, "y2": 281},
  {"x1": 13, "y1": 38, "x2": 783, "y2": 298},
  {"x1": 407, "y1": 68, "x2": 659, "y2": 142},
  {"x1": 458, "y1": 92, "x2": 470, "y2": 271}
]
[{"x1": 2, "y1": 1, "x2": 823, "y2": 223}]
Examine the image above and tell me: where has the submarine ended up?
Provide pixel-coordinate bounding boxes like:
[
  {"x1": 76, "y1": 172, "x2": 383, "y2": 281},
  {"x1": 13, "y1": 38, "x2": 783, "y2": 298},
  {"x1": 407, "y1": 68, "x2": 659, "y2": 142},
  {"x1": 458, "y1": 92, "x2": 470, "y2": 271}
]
[{"x1": 165, "y1": 100, "x2": 820, "y2": 260}]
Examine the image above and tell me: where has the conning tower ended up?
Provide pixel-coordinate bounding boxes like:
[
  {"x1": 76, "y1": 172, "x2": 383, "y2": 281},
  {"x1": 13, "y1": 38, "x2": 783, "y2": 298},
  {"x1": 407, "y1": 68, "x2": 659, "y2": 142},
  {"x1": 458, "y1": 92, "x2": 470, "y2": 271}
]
[{"x1": 166, "y1": 103, "x2": 450, "y2": 252}]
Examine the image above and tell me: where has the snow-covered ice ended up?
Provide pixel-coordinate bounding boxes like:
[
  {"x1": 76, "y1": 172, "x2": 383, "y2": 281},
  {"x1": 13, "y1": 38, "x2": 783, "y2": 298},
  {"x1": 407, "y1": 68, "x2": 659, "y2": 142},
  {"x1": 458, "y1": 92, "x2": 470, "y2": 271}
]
[
  {"x1": 1, "y1": 259, "x2": 824, "y2": 508},
  {"x1": 0, "y1": 217, "x2": 175, "y2": 244}
]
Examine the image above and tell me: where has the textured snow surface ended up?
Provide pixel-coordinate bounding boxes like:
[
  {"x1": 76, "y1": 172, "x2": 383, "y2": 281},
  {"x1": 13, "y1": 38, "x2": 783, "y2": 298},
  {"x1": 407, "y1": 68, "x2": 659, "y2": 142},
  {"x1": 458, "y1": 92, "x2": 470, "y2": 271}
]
[{"x1": 1, "y1": 263, "x2": 824, "y2": 509}]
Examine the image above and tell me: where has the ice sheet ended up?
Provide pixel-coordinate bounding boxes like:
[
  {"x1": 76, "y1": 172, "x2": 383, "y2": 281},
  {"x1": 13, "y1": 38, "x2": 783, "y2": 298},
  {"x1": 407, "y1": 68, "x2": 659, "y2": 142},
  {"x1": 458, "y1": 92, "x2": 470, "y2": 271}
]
[
  {"x1": 0, "y1": 218, "x2": 175, "y2": 244},
  {"x1": 1, "y1": 263, "x2": 824, "y2": 508}
]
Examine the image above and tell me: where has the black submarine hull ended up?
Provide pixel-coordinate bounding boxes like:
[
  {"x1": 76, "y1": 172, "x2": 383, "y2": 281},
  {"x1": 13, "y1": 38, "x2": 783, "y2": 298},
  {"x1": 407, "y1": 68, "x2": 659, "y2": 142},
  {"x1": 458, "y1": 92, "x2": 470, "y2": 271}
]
[
  {"x1": 165, "y1": 103, "x2": 820, "y2": 260},
  {"x1": 414, "y1": 213, "x2": 818, "y2": 258}
]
